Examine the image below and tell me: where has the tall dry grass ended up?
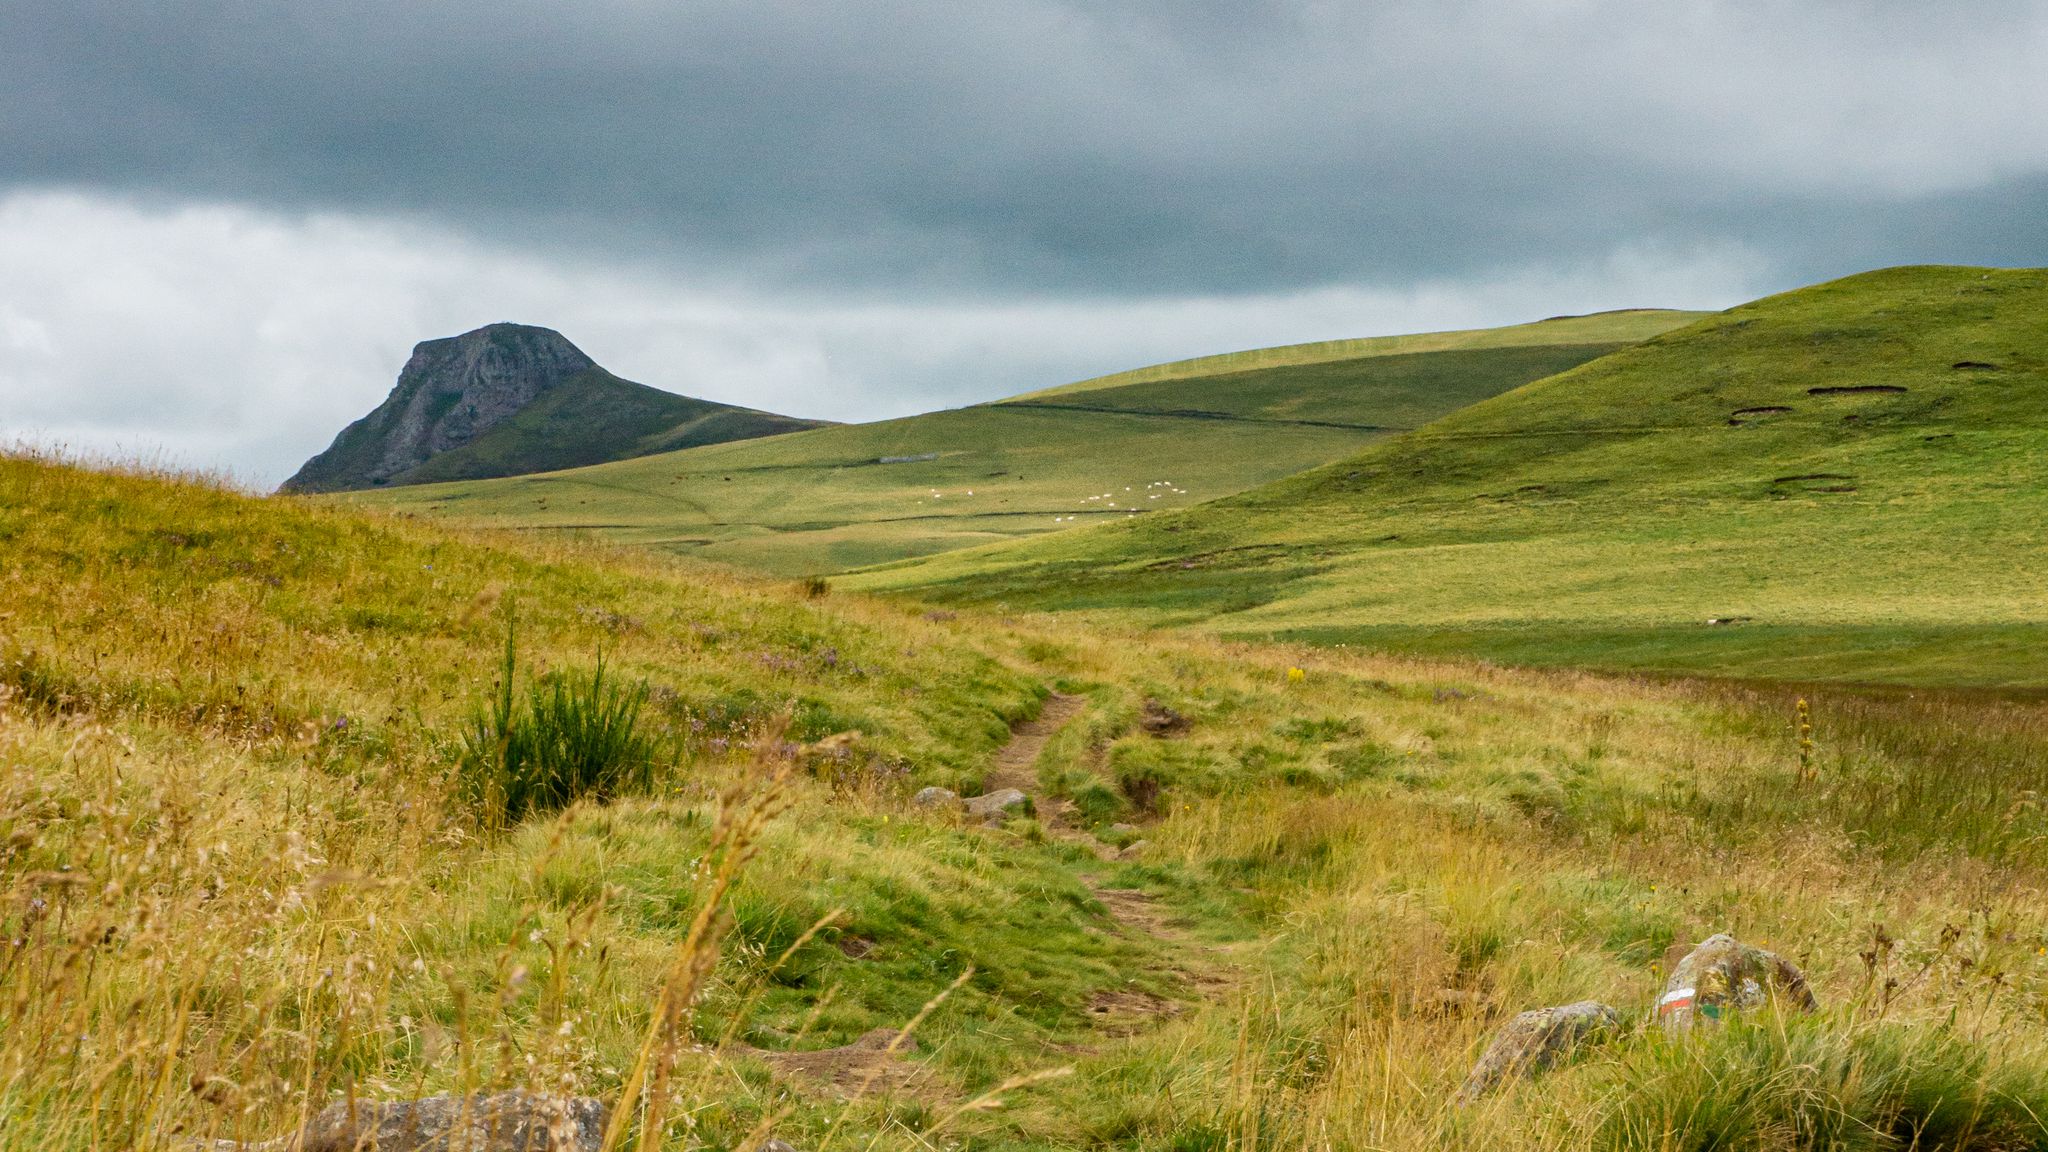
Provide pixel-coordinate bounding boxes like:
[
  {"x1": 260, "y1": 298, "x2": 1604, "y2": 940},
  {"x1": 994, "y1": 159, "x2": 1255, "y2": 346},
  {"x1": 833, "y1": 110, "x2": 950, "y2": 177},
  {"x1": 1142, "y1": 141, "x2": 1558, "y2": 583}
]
[{"x1": 9, "y1": 456, "x2": 2048, "y2": 1150}]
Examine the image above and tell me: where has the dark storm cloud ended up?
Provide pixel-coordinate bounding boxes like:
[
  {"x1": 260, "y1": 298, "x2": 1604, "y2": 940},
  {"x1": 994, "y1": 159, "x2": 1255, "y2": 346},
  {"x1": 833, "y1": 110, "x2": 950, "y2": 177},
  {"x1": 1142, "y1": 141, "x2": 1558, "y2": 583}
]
[{"x1": 10, "y1": 1, "x2": 2048, "y2": 295}]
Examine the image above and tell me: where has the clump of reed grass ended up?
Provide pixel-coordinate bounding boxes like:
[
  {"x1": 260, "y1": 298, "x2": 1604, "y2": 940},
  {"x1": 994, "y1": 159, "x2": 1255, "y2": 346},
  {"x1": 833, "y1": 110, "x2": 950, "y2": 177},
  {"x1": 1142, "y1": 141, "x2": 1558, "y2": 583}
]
[{"x1": 460, "y1": 616, "x2": 658, "y2": 828}]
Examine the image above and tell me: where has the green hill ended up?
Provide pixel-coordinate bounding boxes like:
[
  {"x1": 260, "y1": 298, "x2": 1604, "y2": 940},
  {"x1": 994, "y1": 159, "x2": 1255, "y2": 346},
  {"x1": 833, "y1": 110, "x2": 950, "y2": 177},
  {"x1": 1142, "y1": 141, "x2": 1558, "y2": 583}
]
[
  {"x1": 387, "y1": 366, "x2": 825, "y2": 485},
  {"x1": 851, "y1": 266, "x2": 2048, "y2": 689},
  {"x1": 1009, "y1": 308, "x2": 1706, "y2": 401},
  {"x1": 347, "y1": 310, "x2": 1701, "y2": 574}
]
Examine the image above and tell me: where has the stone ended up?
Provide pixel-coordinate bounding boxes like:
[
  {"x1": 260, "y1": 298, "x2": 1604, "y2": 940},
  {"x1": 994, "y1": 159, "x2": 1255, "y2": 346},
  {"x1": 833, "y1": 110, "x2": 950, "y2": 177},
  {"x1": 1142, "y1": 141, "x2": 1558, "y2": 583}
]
[
  {"x1": 1116, "y1": 839, "x2": 1151, "y2": 860},
  {"x1": 1658, "y1": 933, "x2": 1816, "y2": 1031},
  {"x1": 1107, "y1": 822, "x2": 1138, "y2": 836},
  {"x1": 1456, "y1": 1001, "x2": 1620, "y2": 1103},
  {"x1": 1139, "y1": 698, "x2": 1189, "y2": 735},
  {"x1": 285, "y1": 325, "x2": 596, "y2": 492},
  {"x1": 199, "y1": 1091, "x2": 609, "y2": 1151},
  {"x1": 282, "y1": 323, "x2": 823, "y2": 493},
  {"x1": 912, "y1": 786, "x2": 961, "y2": 808},
  {"x1": 964, "y1": 788, "x2": 1029, "y2": 825},
  {"x1": 761, "y1": 1140, "x2": 801, "y2": 1152}
]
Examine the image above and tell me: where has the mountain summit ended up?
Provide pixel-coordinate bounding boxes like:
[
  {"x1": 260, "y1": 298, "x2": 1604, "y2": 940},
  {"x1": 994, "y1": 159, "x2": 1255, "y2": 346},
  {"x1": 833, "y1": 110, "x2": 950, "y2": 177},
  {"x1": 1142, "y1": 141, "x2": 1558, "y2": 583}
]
[{"x1": 283, "y1": 323, "x2": 825, "y2": 493}]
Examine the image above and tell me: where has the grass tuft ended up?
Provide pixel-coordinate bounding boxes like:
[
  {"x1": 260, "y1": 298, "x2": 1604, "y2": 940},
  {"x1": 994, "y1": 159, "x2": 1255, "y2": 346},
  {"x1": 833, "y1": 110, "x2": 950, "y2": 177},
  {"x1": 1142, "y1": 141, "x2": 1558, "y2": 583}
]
[
  {"x1": 460, "y1": 617, "x2": 658, "y2": 826},
  {"x1": 1589, "y1": 1015, "x2": 2048, "y2": 1151}
]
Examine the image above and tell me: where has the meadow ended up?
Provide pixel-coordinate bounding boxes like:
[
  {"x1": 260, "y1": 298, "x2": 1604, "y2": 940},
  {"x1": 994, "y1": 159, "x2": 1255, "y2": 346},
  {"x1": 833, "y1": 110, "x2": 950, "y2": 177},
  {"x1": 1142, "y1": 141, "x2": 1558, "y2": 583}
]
[
  {"x1": 7, "y1": 451, "x2": 2048, "y2": 1150},
  {"x1": 854, "y1": 267, "x2": 2048, "y2": 689},
  {"x1": 349, "y1": 311, "x2": 1697, "y2": 576}
]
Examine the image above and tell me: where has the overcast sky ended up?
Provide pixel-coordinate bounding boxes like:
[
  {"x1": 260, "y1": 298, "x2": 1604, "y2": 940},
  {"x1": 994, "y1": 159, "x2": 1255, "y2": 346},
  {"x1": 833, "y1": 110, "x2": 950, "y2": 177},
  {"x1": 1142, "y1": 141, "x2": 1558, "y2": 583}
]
[{"x1": 5, "y1": 2, "x2": 2047, "y2": 486}]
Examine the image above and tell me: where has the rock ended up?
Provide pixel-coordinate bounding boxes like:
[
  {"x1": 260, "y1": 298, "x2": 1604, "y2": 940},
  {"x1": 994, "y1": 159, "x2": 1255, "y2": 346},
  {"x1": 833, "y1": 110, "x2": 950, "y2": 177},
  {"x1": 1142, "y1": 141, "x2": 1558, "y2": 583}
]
[
  {"x1": 1658, "y1": 933, "x2": 1816, "y2": 1031},
  {"x1": 761, "y1": 1140, "x2": 801, "y2": 1152},
  {"x1": 1107, "y1": 822, "x2": 1138, "y2": 836},
  {"x1": 201, "y1": 1091, "x2": 609, "y2": 1151},
  {"x1": 1117, "y1": 839, "x2": 1151, "y2": 860},
  {"x1": 964, "y1": 788, "x2": 1029, "y2": 825},
  {"x1": 912, "y1": 786, "x2": 961, "y2": 808},
  {"x1": 283, "y1": 323, "x2": 823, "y2": 493},
  {"x1": 1139, "y1": 698, "x2": 1189, "y2": 735},
  {"x1": 1456, "y1": 1001, "x2": 1620, "y2": 1103}
]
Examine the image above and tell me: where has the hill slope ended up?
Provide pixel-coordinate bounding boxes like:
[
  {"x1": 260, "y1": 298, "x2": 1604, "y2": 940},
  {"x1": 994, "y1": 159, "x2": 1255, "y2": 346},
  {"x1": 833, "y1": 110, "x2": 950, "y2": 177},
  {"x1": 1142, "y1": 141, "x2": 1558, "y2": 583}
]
[
  {"x1": 347, "y1": 310, "x2": 1702, "y2": 574},
  {"x1": 284, "y1": 322, "x2": 825, "y2": 492},
  {"x1": 12, "y1": 451, "x2": 2048, "y2": 1150},
  {"x1": 851, "y1": 266, "x2": 2048, "y2": 688}
]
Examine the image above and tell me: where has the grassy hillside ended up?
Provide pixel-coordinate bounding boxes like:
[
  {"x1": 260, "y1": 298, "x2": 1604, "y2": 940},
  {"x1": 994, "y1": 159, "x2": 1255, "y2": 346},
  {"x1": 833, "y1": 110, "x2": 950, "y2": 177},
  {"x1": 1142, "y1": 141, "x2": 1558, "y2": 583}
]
[
  {"x1": 347, "y1": 311, "x2": 1700, "y2": 575},
  {"x1": 384, "y1": 367, "x2": 828, "y2": 487},
  {"x1": 851, "y1": 266, "x2": 2048, "y2": 689},
  {"x1": 9, "y1": 453, "x2": 2048, "y2": 1150},
  {"x1": 1011, "y1": 309, "x2": 1705, "y2": 401}
]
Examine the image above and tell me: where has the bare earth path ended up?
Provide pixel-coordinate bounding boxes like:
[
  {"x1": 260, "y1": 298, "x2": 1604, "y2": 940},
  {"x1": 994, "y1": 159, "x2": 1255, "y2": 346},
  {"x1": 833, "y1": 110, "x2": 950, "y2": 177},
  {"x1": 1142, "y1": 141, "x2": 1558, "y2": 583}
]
[
  {"x1": 980, "y1": 692, "x2": 1247, "y2": 1039},
  {"x1": 983, "y1": 691, "x2": 1087, "y2": 796}
]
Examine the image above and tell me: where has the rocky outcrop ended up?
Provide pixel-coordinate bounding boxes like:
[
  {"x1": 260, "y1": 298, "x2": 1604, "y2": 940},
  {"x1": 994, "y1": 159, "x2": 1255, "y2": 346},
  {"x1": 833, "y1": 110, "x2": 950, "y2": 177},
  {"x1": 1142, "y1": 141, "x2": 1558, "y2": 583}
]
[
  {"x1": 1657, "y1": 934, "x2": 1816, "y2": 1031},
  {"x1": 1456, "y1": 1000, "x2": 1621, "y2": 1103},
  {"x1": 912, "y1": 786, "x2": 961, "y2": 808},
  {"x1": 286, "y1": 324, "x2": 597, "y2": 492},
  {"x1": 283, "y1": 323, "x2": 825, "y2": 493},
  {"x1": 197, "y1": 1090, "x2": 608, "y2": 1151},
  {"x1": 965, "y1": 788, "x2": 1030, "y2": 825}
]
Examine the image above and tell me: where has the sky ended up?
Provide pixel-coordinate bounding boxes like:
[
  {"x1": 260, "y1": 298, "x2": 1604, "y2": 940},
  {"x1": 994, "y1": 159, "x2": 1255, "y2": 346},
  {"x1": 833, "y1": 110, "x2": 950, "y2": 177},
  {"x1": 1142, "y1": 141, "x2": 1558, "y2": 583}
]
[{"x1": 4, "y1": 2, "x2": 2047, "y2": 487}]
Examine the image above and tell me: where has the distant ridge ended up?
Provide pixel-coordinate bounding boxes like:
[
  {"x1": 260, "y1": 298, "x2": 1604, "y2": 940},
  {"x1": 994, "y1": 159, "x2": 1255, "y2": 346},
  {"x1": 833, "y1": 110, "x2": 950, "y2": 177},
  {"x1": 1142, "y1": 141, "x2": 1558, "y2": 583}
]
[
  {"x1": 348, "y1": 308, "x2": 1694, "y2": 575},
  {"x1": 283, "y1": 323, "x2": 826, "y2": 493},
  {"x1": 1007, "y1": 309, "x2": 1707, "y2": 402},
  {"x1": 850, "y1": 265, "x2": 2048, "y2": 687}
]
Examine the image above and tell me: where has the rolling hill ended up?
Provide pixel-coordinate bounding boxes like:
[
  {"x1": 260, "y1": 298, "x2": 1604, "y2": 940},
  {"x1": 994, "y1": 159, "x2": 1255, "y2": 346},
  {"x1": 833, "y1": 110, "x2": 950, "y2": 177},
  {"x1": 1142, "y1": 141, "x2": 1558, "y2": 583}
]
[
  {"x1": 284, "y1": 322, "x2": 826, "y2": 492},
  {"x1": 344, "y1": 309, "x2": 1701, "y2": 574},
  {"x1": 850, "y1": 266, "x2": 2048, "y2": 688}
]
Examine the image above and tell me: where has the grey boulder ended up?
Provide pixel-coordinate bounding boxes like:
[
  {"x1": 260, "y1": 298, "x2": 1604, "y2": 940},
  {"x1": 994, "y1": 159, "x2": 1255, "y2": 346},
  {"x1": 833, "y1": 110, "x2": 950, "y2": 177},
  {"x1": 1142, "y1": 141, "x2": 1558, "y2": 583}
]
[
  {"x1": 1456, "y1": 1000, "x2": 1620, "y2": 1103},
  {"x1": 1658, "y1": 933, "x2": 1816, "y2": 1031},
  {"x1": 912, "y1": 786, "x2": 961, "y2": 808},
  {"x1": 964, "y1": 788, "x2": 1029, "y2": 825},
  {"x1": 198, "y1": 1091, "x2": 609, "y2": 1151}
]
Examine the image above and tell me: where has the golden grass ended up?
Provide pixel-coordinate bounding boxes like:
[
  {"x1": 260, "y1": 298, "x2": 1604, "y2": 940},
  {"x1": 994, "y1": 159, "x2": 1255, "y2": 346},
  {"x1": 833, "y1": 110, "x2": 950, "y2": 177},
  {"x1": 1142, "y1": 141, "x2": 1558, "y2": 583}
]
[{"x1": 6, "y1": 454, "x2": 2048, "y2": 1149}]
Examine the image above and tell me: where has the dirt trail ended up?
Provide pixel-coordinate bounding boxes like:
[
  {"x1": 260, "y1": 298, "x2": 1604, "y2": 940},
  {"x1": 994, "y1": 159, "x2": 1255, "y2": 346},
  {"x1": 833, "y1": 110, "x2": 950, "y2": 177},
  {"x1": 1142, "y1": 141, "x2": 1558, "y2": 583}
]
[
  {"x1": 982, "y1": 692, "x2": 1246, "y2": 1036},
  {"x1": 983, "y1": 691, "x2": 1086, "y2": 796},
  {"x1": 737, "y1": 1028, "x2": 941, "y2": 1100},
  {"x1": 983, "y1": 692, "x2": 1111, "y2": 855}
]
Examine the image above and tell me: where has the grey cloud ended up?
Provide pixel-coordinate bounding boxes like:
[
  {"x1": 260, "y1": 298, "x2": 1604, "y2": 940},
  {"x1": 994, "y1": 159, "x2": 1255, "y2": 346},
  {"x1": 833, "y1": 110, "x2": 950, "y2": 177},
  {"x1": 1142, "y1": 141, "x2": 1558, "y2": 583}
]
[
  {"x1": 8, "y1": 1, "x2": 2048, "y2": 296},
  {"x1": 0, "y1": 191, "x2": 1763, "y2": 485}
]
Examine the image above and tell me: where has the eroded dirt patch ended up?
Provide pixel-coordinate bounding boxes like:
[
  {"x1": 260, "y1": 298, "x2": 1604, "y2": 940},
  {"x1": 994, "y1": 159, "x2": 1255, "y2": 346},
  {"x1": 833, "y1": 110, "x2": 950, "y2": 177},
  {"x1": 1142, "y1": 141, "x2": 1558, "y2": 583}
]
[
  {"x1": 1085, "y1": 987, "x2": 1182, "y2": 1035},
  {"x1": 984, "y1": 692, "x2": 1086, "y2": 795},
  {"x1": 739, "y1": 1028, "x2": 938, "y2": 1100}
]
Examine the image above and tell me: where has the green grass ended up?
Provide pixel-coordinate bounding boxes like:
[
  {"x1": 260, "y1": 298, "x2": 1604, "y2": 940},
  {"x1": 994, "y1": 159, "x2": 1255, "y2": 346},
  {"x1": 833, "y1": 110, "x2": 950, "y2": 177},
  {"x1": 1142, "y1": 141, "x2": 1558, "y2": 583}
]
[
  {"x1": 457, "y1": 627, "x2": 659, "y2": 826},
  {"x1": 854, "y1": 266, "x2": 2048, "y2": 689},
  {"x1": 12, "y1": 451, "x2": 2048, "y2": 1150},
  {"x1": 344, "y1": 313, "x2": 1698, "y2": 576},
  {"x1": 1009, "y1": 309, "x2": 1705, "y2": 400}
]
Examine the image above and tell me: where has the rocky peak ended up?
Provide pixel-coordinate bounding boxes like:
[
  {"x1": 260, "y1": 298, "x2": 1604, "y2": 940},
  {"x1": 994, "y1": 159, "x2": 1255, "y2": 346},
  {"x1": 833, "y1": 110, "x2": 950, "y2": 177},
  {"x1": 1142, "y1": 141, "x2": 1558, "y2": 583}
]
[{"x1": 284, "y1": 323, "x2": 598, "y2": 492}]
